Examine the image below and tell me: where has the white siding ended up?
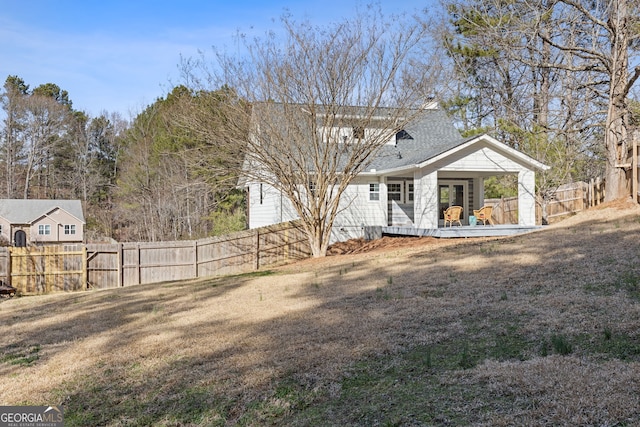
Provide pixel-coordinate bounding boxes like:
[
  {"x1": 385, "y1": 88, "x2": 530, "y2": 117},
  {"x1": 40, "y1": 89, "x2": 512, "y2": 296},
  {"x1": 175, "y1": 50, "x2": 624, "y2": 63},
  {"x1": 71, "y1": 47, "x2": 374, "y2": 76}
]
[
  {"x1": 248, "y1": 178, "x2": 386, "y2": 244},
  {"x1": 439, "y1": 146, "x2": 529, "y2": 174},
  {"x1": 319, "y1": 126, "x2": 396, "y2": 146},
  {"x1": 518, "y1": 170, "x2": 537, "y2": 226},
  {"x1": 330, "y1": 176, "x2": 387, "y2": 243},
  {"x1": 247, "y1": 182, "x2": 297, "y2": 229},
  {"x1": 414, "y1": 170, "x2": 439, "y2": 229}
]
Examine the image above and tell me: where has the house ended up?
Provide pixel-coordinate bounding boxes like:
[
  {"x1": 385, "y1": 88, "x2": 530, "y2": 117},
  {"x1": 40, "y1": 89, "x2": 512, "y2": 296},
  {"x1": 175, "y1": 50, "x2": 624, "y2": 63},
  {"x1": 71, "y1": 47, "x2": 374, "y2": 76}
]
[
  {"x1": 0, "y1": 199, "x2": 85, "y2": 246},
  {"x1": 245, "y1": 104, "x2": 549, "y2": 243}
]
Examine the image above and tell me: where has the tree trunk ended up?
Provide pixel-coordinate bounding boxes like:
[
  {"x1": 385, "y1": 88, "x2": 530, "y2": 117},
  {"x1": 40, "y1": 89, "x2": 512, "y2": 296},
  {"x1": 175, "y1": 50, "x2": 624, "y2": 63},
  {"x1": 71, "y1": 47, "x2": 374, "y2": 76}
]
[{"x1": 604, "y1": 0, "x2": 631, "y2": 201}]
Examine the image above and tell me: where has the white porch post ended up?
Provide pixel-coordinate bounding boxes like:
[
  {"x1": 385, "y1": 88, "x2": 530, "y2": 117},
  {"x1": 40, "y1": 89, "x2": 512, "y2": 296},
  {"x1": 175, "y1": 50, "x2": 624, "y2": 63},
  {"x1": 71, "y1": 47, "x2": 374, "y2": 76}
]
[
  {"x1": 414, "y1": 170, "x2": 439, "y2": 229},
  {"x1": 380, "y1": 176, "x2": 388, "y2": 226},
  {"x1": 476, "y1": 177, "x2": 484, "y2": 210},
  {"x1": 518, "y1": 170, "x2": 537, "y2": 226}
]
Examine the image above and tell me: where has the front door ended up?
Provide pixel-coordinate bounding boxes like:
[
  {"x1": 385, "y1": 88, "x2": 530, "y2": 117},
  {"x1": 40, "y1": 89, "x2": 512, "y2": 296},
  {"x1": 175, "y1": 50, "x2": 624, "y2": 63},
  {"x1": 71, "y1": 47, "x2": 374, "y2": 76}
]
[
  {"x1": 14, "y1": 230, "x2": 26, "y2": 247},
  {"x1": 438, "y1": 181, "x2": 467, "y2": 226}
]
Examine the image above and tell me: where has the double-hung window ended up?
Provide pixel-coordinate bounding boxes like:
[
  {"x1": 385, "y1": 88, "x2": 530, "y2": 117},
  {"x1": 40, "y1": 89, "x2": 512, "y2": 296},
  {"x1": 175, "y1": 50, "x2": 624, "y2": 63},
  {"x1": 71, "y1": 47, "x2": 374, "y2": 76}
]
[
  {"x1": 369, "y1": 183, "x2": 380, "y2": 201},
  {"x1": 388, "y1": 183, "x2": 402, "y2": 201},
  {"x1": 64, "y1": 224, "x2": 76, "y2": 235},
  {"x1": 38, "y1": 224, "x2": 51, "y2": 235}
]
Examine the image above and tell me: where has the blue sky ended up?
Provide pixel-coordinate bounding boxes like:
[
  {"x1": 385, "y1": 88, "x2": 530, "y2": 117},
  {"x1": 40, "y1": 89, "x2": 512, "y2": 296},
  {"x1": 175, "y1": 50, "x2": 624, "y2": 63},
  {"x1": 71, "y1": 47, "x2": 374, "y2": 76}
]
[{"x1": 1, "y1": 1, "x2": 430, "y2": 118}]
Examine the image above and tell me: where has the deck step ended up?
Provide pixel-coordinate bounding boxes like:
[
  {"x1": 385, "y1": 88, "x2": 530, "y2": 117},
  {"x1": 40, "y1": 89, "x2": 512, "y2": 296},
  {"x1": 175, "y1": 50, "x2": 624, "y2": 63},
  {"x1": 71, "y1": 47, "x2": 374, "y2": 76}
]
[{"x1": 365, "y1": 225, "x2": 543, "y2": 240}]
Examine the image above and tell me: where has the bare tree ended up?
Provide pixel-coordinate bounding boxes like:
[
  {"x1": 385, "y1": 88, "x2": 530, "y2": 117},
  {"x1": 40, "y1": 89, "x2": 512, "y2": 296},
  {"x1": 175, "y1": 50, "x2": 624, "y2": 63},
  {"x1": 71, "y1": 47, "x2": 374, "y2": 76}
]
[
  {"x1": 441, "y1": 0, "x2": 640, "y2": 200},
  {"x1": 21, "y1": 93, "x2": 68, "y2": 198},
  {"x1": 180, "y1": 10, "x2": 436, "y2": 257},
  {"x1": 1, "y1": 76, "x2": 29, "y2": 198}
]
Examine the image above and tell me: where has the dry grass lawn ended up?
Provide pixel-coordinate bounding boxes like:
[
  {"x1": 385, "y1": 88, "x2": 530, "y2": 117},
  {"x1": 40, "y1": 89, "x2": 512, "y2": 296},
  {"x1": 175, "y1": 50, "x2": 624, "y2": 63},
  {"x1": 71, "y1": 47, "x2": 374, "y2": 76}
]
[{"x1": 2, "y1": 200, "x2": 640, "y2": 426}]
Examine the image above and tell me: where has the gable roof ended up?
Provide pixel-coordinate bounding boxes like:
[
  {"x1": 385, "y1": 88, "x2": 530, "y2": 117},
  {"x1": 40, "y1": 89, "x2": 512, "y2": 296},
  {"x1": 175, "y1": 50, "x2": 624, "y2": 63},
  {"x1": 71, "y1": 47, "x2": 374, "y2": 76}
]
[
  {"x1": 0, "y1": 199, "x2": 85, "y2": 224},
  {"x1": 417, "y1": 134, "x2": 550, "y2": 171},
  {"x1": 365, "y1": 108, "x2": 466, "y2": 171},
  {"x1": 364, "y1": 120, "x2": 549, "y2": 174}
]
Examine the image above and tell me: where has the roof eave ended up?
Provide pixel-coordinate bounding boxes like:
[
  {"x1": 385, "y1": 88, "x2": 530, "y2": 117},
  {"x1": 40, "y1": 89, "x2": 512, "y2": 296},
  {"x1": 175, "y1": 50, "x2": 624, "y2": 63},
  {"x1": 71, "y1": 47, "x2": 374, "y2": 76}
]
[
  {"x1": 418, "y1": 134, "x2": 550, "y2": 171},
  {"x1": 360, "y1": 164, "x2": 419, "y2": 176}
]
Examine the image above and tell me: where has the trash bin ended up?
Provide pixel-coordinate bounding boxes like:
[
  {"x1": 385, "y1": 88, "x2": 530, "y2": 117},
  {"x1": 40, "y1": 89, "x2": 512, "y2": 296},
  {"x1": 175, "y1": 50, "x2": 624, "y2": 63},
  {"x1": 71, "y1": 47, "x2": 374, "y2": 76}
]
[{"x1": 469, "y1": 215, "x2": 477, "y2": 226}]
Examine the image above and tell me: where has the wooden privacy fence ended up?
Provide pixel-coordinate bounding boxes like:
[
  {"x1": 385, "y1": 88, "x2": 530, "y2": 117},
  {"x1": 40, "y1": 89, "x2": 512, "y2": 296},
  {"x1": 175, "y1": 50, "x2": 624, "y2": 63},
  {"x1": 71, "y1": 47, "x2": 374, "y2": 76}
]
[
  {"x1": 0, "y1": 222, "x2": 311, "y2": 294},
  {"x1": 86, "y1": 221, "x2": 310, "y2": 289},
  {"x1": 2, "y1": 245, "x2": 86, "y2": 294},
  {"x1": 487, "y1": 178, "x2": 606, "y2": 225}
]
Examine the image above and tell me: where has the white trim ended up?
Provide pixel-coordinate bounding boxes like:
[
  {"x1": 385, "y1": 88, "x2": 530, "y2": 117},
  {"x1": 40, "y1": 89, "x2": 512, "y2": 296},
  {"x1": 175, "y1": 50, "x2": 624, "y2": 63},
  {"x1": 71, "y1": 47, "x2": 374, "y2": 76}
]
[
  {"x1": 361, "y1": 133, "x2": 550, "y2": 176},
  {"x1": 29, "y1": 207, "x2": 86, "y2": 225},
  {"x1": 419, "y1": 134, "x2": 550, "y2": 171}
]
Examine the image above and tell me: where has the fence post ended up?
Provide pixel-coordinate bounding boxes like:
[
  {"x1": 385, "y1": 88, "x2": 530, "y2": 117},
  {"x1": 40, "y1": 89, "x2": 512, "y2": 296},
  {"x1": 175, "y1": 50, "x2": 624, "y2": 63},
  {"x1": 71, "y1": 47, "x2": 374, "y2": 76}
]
[
  {"x1": 255, "y1": 229, "x2": 260, "y2": 270},
  {"x1": 6, "y1": 247, "x2": 11, "y2": 287},
  {"x1": 284, "y1": 228, "x2": 289, "y2": 260},
  {"x1": 82, "y1": 246, "x2": 88, "y2": 290},
  {"x1": 137, "y1": 243, "x2": 142, "y2": 285},
  {"x1": 193, "y1": 240, "x2": 199, "y2": 279},
  {"x1": 117, "y1": 243, "x2": 124, "y2": 287}
]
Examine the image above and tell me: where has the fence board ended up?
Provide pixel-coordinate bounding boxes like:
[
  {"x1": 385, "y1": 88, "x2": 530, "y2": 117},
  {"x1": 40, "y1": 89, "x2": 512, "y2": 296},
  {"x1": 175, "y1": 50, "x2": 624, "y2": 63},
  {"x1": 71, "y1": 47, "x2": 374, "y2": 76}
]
[
  {"x1": 83, "y1": 221, "x2": 311, "y2": 290},
  {"x1": 8, "y1": 245, "x2": 85, "y2": 294},
  {"x1": 488, "y1": 178, "x2": 606, "y2": 225}
]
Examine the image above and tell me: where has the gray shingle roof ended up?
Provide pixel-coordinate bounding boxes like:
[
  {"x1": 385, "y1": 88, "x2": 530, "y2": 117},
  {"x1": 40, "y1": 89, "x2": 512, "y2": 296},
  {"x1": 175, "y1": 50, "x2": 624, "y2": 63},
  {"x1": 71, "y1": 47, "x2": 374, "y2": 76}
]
[
  {"x1": 0, "y1": 199, "x2": 85, "y2": 224},
  {"x1": 366, "y1": 108, "x2": 465, "y2": 171},
  {"x1": 242, "y1": 103, "x2": 466, "y2": 177}
]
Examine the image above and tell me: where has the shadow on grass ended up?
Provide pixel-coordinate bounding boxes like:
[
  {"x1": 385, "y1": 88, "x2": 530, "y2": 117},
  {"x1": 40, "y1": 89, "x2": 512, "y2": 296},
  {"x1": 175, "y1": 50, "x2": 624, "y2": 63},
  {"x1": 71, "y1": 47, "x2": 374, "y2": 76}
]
[{"x1": 2, "y1": 211, "x2": 640, "y2": 425}]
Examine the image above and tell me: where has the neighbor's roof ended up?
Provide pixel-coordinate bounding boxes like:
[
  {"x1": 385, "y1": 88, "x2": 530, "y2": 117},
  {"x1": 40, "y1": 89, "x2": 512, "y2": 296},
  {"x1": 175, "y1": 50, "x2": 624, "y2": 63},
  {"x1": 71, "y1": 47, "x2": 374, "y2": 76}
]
[{"x1": 0, "y1": 199, "x2": 85, "y2": 224}]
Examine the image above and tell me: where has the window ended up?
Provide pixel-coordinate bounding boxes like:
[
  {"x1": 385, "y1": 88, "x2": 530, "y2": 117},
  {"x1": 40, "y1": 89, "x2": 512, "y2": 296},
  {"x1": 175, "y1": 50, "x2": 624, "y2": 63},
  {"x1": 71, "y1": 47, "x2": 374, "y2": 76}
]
[
  {"x1": 369, "y1": 183, "x2": 380, "y2": 201},
  {"x1": 353, "y1": 126, "x2": 365, "y2": 140},
  {"x1": 396, "y1": 130, "x2": 413, "y2": 140},
  {"x1": 388, "y1": 183, "x2": 402, "y2": 201},
  {"x1": 38, "y1": 224, "x2": 51, "y2": 235},
  {"x1": 308, "y1": 181, "x2": 317, "y2": 197},
  {"x1": 408, "y1": 183, "x2": 414, "y2": 202},
  {"x1": 64, "y1": 224, "x2": 76, "y2": 235}
]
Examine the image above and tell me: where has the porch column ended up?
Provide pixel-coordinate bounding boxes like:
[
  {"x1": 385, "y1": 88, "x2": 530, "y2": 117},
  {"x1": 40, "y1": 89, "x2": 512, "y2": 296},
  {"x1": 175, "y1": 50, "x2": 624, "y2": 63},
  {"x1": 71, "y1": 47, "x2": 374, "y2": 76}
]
[
  {"x1": 414, "y1": 170, "x2": 439, "y2": 229},
  {"x1": 518, "y1": 170, "x2": 536, "y2": 226},
  {"x1": 475, "y1": 177, "x2": 484, "y2": 211}
]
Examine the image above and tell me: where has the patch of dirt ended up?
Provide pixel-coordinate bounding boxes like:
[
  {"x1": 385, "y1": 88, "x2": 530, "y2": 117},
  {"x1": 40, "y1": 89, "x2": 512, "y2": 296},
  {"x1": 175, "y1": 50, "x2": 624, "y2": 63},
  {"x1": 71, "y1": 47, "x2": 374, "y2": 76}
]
[{"x1": 327, "y1": 236, "x2": 443, "y2": 255}]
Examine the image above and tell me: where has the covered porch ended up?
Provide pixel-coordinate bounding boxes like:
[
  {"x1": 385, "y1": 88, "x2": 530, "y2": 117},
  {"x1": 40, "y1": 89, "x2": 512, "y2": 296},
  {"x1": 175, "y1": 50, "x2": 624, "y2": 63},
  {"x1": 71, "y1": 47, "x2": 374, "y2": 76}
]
[{"x1": 383, "y1": 134, "x2": 548, "y2": 230}]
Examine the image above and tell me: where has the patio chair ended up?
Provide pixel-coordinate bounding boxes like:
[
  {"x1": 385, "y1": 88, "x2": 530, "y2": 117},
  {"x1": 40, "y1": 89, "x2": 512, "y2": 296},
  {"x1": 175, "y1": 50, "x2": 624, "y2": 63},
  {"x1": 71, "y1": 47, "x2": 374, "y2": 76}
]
[
  {"x1": 444, "y1": 205, "x2": 463, "y2": 227},
  {"x1": 473, "y1": 205, "x2": 494, "y2": 225}
]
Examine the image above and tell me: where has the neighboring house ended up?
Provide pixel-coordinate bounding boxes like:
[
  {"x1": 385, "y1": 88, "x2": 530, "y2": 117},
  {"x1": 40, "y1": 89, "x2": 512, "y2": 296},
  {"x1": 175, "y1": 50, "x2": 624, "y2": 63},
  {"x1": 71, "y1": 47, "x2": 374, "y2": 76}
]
[
  {"x1": 0, "y1": 199, "x2": 85, "y2": 246},
  {"x1": 245, "y1": 104, "x2": 549, "y2": 243}
]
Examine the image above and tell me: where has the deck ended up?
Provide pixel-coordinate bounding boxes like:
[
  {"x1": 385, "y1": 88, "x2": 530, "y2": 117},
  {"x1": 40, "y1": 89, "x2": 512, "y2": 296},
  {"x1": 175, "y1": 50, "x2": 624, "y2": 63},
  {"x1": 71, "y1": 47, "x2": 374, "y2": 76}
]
[{"x1": 364, "y1": 224, "x2": 543, "y2": 240}]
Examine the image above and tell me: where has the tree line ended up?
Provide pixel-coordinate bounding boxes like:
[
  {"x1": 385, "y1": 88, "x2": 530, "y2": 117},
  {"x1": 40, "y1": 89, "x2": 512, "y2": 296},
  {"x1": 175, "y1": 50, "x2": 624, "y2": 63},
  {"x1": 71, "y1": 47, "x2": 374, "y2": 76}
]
[
  {"x1": 0, "y1": 77, "x2": 244, "y2": 242},
  {"x1": 1, "y1": 0, "x2": 638, "y2": 251}
]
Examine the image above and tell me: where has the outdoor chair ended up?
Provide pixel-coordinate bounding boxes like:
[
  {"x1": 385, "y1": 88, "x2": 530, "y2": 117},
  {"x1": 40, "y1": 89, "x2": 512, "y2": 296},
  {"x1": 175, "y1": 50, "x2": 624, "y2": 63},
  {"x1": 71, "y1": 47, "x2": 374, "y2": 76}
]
[
  {"x1": 473, "y1": 205, "x2": 494, "y2": 225},
  {"x1": 443, "y1": 205, "x2": 463, "y2": 227}
]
